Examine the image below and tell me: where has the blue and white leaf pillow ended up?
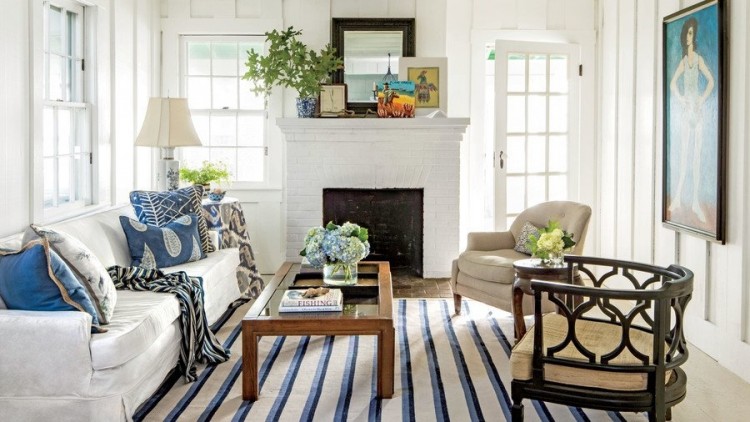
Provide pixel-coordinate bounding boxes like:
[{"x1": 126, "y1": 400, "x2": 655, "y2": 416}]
[
  {"x1": 129, "y1": 186, "x2": 215, "y2": 254},
  {"x1": 23, "y1": 225, "x2": 118, "y2": 324},
  {"x1": 120, "y1": 214, "x2": 206, "y2": 269}
]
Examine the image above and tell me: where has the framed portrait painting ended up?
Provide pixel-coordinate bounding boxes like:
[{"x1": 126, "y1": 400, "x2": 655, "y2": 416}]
[
  {"x1": 398, "y1": 57, "x2": 447, "y2": 116},
  {"x1": 662, "y1": 0, "x2": 725, "y2": 243}
]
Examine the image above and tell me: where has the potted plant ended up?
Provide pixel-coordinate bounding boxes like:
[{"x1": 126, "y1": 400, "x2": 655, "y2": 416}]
[
  {"x1": 179, "y1": 161, "x2": 231, "y2": 196},
  {"x1": 242, "y1": 26, "x2": 343, "y2": 118}
]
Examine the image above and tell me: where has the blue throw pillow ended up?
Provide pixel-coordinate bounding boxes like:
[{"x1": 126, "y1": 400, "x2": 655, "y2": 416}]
[
  {"x1": 120, "y1": 214, "x2": 205, "y2": 269},
  {"x1": 129, "y1": 186, "x2": 215, "y2": 254},
  {"x1": 0, "y1": 239, "x2": 104, "y2": 332}
]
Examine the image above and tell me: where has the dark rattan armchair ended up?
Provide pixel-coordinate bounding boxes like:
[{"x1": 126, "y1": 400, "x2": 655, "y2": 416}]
[{"x1": 510, "y1": 255, "x2": 693, "y2": 422}]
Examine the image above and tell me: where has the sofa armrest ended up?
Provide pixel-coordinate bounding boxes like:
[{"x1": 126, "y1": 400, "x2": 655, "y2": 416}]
[
  {"x1": 466, "y1": 231, "x2": 516, "y2": 251},
  {"x1": 0, "y1": 310, "x2": 93, "y2": 397}
]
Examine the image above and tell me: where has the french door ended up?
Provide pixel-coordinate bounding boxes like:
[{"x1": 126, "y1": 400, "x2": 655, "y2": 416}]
[{"x1": 494, "y1": 41, "x2": 580, "y2": 230}]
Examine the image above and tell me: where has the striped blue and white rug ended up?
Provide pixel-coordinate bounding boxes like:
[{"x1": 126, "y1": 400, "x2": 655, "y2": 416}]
[{"x1": 135, "y1": 299, "x2": 648, "y2": 421}]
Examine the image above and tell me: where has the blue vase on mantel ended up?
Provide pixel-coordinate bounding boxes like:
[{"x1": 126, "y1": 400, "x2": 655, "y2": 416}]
[{"x1": 296, "y1": 97, "x2": 317, "y2": 118}]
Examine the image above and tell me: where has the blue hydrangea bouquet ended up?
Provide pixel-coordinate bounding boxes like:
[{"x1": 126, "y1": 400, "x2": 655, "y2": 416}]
[{"x1": 300, "y1": 221, "x2": 370, "y2": 285}]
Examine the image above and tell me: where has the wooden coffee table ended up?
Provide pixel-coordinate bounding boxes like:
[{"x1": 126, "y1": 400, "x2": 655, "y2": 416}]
[{"x1": 241, "y1": 261, "x2": 395, "y2": 401}]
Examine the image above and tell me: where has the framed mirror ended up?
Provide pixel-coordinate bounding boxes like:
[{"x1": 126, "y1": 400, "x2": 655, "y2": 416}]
[{"x1": 331, "y1": 18, "x2": 416, "y2": 114}]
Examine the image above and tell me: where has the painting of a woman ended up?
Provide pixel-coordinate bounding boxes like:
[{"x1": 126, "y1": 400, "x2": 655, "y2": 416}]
[
  {"x1": 663, "y1": 0, "x2": 723, "y2": 241},
  {"x1": 668, "y1": 17, "x2": 714, "y2": 222}
]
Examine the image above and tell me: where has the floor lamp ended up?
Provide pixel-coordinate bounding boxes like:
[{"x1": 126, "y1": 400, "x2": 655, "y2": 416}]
[{"x1": 135, "y1": 97, "x2": 202, "y2": 191}]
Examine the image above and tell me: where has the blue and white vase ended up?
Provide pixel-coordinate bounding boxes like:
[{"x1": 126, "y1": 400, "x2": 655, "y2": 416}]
[{"x1": 296, "y1": 97, "x2": 317, "y2": 118}]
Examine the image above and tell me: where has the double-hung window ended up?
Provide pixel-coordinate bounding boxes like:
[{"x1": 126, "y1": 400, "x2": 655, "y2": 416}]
[
  {"x1": 181, "y1": 36, "x2": 267, "y2": 183},
  {"x1": 43, "y1": 0, "x2": 92, "y2": 211}
]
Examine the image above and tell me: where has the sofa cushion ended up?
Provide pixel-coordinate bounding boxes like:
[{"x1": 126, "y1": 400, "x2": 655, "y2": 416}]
[
  {"x1": 511, "y1": 313, "x2": 670, "y2": 391},
  {"x1": 90, "y1": 290, "x2": 180, "y2": 370},
  {"x1": 457, "y1": 248, "x2": 528, "y2": 284},
  {"x1": 120, "y1": 215, "x2": 205, "y2": 269},
  {"x1": 164, "y1": 248, "x2": 241, "y2": 325},
  {"x1": 130, "y1": 186, "x2": 215, "y2": 255},
  {"x1": 0, "y1": 239, "x2": 103, "y2": 331},
  {"x1": 47, "y1": 206, "x2": 136, "y2": 268},
  {"x1": 513, "y1": 222, "x2": 539, "y2": 255},
  {"x1": 23, "y1": 225, "x2": 118, "y2": 324}
]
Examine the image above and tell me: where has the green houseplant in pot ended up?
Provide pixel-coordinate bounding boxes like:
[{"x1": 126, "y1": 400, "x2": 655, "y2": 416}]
[
  {"x1": 242, "y1": 27, "x2": 343, "y2": 118},
  {"x1": 179, "y1": 161, "x2": 231, "y2": 197}
]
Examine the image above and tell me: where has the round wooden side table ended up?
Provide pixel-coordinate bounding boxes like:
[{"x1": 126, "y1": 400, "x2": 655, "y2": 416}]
[{"x1": 512, "y1": 258, "x2": 581, "y2": 341}]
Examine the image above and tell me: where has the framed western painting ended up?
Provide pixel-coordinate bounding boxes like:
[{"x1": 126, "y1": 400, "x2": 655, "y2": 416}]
[
  {"x1": 318, "y1": 84, "x2": 347, "y2": 117},
  {"x1": 398, "y1": 57, "x2": 447, "y2": 116},
  {"x1": 662, "y1": 0, "x2": 725, "y2": 243}
]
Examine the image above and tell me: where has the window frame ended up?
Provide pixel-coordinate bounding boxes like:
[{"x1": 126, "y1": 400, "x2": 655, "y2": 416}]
[
  {"x1": 179, "y1": 35, "x2": 269, "y2": 187},
  {"x1": 39, "y1": 0, "x2": 95, "y2": 219}
]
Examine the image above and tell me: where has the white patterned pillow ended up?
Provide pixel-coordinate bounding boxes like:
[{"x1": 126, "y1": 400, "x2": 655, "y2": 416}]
[
  {"x1": 23, "y1": 225, "x2": 118, "y2": 324},
  {"x1": 514, "y1": 222, "x2": 540, "y2": 255}
]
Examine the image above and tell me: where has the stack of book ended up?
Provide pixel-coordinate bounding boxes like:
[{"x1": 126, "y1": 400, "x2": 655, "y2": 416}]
[{"x1": 278, "y1": 288, "x2": 343, "y2": 312}]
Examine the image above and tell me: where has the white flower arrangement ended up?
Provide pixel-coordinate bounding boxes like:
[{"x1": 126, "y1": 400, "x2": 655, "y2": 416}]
[
  {"x1": 527, "y1": 220, "x2": 576, "y2": 262},
  {"x1": 300, "y1": 222, "x2": 370, "y2": 279}
]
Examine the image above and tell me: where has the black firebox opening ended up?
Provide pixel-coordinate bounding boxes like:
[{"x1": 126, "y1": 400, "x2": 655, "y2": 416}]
[{"x1": 323, "y1": 188, "x2": 424, "y2": 276}]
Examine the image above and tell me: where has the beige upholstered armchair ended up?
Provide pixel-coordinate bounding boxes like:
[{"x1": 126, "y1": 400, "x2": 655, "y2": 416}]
[{"x1": 451, "y1": 201, "x2": 592, "y2": 315}]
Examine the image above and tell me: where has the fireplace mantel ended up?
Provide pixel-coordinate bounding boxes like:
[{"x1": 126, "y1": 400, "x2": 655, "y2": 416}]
[
  {"x1": 276, "y1": 117, "x2": 470, "y2": 135},
  {"x1": 278, "y1": 117, "x2": 470, "y2": 278}
]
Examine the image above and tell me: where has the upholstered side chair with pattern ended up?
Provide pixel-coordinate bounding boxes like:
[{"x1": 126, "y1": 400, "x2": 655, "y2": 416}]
[{"x1": 450, "y1": 201, "x2": 592, "y2": 315}]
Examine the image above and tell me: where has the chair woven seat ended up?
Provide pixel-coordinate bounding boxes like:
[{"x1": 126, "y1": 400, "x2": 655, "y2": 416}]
[{"x1": 511, "y1": 313, "x2": 672, "y2": 391}]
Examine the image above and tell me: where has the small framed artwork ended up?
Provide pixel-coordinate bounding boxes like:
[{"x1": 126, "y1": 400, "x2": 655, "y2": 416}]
[
  {"x1": 662, "y1": 0, "x2": 725, "y2": 242},
  {"x1": 398, "y1": 57, "x2": 447, "y2": 116},
  {"x1": 318, "y1": 84, "x2": 348, "y2": 117}
]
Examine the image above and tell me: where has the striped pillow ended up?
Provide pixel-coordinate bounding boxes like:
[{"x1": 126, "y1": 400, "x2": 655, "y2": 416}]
[{"x1": 130, "y1": 185, "x2": 215, "y2": 254}]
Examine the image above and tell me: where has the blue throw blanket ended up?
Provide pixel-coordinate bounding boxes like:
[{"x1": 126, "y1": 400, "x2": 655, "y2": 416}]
[{"x1": 107, "y1": 266, "x2": 230, "y2": 382}]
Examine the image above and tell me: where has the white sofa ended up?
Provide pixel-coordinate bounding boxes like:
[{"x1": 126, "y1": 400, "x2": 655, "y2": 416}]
[{"x1": 0, "y1": 205, "x2": 242, "y2": 421}]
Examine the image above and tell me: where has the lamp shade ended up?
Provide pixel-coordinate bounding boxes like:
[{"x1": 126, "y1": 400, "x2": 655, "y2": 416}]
[{"x1": 135, "y1": 97, "x2": 202, "y2": 147}]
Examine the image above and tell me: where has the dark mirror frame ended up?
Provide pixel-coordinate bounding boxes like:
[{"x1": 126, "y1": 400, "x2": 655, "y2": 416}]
[{"x1": 331, "y1": 18, "x2": 416, "y2": 114}]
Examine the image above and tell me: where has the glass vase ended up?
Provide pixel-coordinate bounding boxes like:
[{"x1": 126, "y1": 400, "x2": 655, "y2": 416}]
[
  {"x1": 540, "y1": 252, "x2": 564, "y2": 266},
  {"x1": 323, "y1": 262, "x2": 358, "y2": 285}
]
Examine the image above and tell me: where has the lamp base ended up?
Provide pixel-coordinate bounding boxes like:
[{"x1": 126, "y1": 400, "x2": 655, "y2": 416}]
[{"x1": 156, "y1": 158, "x2": 180, "y2": 191}]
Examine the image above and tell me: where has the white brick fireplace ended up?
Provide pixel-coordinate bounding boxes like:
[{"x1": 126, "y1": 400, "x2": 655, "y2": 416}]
[{"x1": 278, "y1": 118, "x2": 469, "y2": 278}]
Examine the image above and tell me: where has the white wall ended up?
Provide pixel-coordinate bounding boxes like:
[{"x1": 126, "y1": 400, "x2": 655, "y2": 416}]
[
  {"x1": 598, "y1": 0, "x2": 750, "y2": 383},
  {"x1": 0, "y1": 0, "x2": 31, "y2": 237},
  {"x1": 0, "y1": 0, "x2": 158, "y2": 239}
]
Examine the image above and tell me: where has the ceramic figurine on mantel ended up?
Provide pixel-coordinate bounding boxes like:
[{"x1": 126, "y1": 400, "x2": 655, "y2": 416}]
[{"x1": 242, "y1": 27, "x2": 343, "y2": 118}]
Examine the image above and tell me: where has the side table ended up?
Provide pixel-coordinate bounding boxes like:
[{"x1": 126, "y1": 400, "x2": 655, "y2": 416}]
[
  {"x1": 201, "y1": 196, "x2": 264, "y2": 299},
  {"x1": 512, "y1": 258, "x2": 582, "y2": 341}
]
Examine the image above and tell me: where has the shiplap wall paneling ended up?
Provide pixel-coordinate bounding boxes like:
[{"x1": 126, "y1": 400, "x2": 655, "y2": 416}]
[
  {"x1": 416, "y1": 0, "x2": 447, "y2": 57},
  {"x1": 632, "y1": 0, "x2": 658, "y2": 265},
  {"x1": 598, "y1": 0, "x2": 618, "y2": 259},
  {"x1": 0, "y1": 0, "x2": 31, "y2": 237},
  {"x1": 112, "y1": 0, "x2": 136, "y2": 202},
  {"x1": 615, "y1": 1, "x2": 636, "y2": 260},
  {"x1": 472, "y1": 0, "x2": 516, "y2": 30},
  {"x1": 135, "y1": 0, "x2": 156, "y2": 191}
]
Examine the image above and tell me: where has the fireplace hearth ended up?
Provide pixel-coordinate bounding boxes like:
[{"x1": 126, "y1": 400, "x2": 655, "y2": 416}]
[{"x1": 323, "y1": 188, "x2": 424, "y2": 276}]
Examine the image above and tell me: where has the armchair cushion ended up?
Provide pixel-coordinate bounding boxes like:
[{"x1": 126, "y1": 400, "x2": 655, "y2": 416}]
[
  {"x1": 513, "y1": 222, "x2": 539, "y2": 255},
  {"x1": 457, "y1": 248, "x2": 527, "y2": 284},
  {"x1": 511, "y1": 313, "x2": 670, "y2": 391}
]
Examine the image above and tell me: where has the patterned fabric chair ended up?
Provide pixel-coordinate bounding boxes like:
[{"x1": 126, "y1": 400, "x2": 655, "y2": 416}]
[
  {"x1": 451, "y1": 201, "x2": 592, "y2": 315},
  {"x1": 510, "y1": 255, "x2": 693, "y2": 422}
]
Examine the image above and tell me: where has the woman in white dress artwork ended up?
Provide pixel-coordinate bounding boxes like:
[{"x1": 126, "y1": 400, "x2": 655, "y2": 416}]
[{"x1": 668, "y1": 17, "x2": 715, "y2": 223}]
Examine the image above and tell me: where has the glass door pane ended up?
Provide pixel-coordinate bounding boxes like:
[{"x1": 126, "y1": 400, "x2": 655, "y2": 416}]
[{"x1": 494, "y1": 41, "x2": 579, "y2": 230}]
